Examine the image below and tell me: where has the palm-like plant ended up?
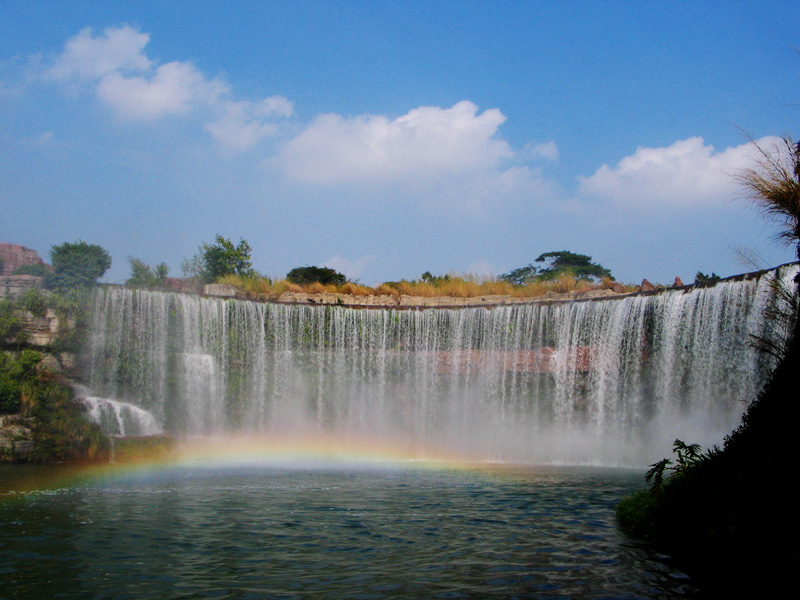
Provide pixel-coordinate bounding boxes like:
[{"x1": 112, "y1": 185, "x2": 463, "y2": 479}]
[{"x1": 737, "y1": 137, "x2": 800, "y2": 274}]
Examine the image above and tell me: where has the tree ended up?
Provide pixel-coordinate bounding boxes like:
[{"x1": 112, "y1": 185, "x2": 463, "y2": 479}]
[
  {"x1": 286, "y1": 266, "x2": 347, "y2": 286},
  {"x1": 500, "y1": 250, "x2": 613, "y2": 285},
  {"x1": 199, "y1": 235, "x2": 254, "y2": 282},
  {"x1": 535, "y1": 250, "x2": 614, "y2": 281},
  {"x1": 43, "y1": 241, "x2": 111, "y2": 289},
  {"x1": 695, "y1": 271, "x2": 721, "y2": 285},
  {"x1": 498, "y1": 264, "x2": 539, "y2": 286},
  {"x1": 126, "y1": 257, "x2": 169, "y2": 288}
]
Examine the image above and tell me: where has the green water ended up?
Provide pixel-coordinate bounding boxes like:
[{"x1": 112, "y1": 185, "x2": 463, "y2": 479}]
[{"x1": 0, "y1": 463, "x2": 697, "y2": 599}]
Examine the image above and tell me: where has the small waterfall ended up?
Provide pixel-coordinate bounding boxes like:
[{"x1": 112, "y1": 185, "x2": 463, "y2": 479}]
[
  {"x1": 80, "y1": 397, "x2": 162, "y2": 437},
  {"x1": 84, "y1": 266, "x2": 795, "y2": 465}
]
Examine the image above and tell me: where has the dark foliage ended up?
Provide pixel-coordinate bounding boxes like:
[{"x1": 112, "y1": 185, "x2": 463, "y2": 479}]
[
  {"x1": 12, "y1": 263, "x2": 50, "y2": 277},
  {"x1": 694, "y1": 271, "x2": 721, "y2": 284},
  {"x1": 287, "y1": 266, "x2": 347, "y2": 286}
]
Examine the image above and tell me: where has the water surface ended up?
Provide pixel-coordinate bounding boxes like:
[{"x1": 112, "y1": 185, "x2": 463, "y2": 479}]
[{"x1": 1, "y1": 463, "x2": 697, "y2": 599}]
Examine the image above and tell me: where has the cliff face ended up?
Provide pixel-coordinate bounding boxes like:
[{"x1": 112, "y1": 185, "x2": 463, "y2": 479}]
[
  {"x1": 1, "y1": 275, "x2": 43, "y2": 300},
  {"x1": 0, "y1": 243, "x2": 47, "y2": 276}
]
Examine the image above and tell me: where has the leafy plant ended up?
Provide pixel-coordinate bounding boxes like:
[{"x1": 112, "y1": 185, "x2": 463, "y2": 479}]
[
  {"x1": 43, "y1": 240, "x2": 112, "y2": 289},
  {"x1": 19, "y1": 288, "x2": 48, "y2": 318},
  {"x1": 12, "y1": 263, "x2": 49, "y2": 277},
  {"x1": 199, "y1": 235, "x2": 255, "y2": 282}
]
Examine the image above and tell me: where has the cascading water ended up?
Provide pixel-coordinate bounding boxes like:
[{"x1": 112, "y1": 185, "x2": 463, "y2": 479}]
[{"x1": 84, "y1": 265, "x2": 796, "y2": 465}]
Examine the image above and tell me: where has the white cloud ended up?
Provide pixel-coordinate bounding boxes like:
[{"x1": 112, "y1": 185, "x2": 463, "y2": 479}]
[
  {"x1": 322, "y1": 255, "x2": 376, "y2": 281},
  {"x1": 579, "y1": 136, "x2": 781, "y2": 207},
  {"x1": 280, "y1": 101, "x2": 512, "y2": 185},
  {"x1": 96, "y1": 61, "x2": 219, "y2": 120},
  {"x1": 205, "y1": 96, "x2": 294, "y2": 151},
  {"x1": 46, "y1": 25, "x2": 289, "y2": 145},
  {"x1": 48, "y1": 25, "x2": 152, "y2": 80}
]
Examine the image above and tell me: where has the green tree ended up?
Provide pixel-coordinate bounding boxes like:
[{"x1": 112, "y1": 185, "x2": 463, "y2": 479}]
[
  {"x1": 535, "y1": 250, "x2": 613, "y2": 281},
  {"x1": 200, "y1": 235, "x2": 254, "y2": 282},
  {"x1": 500, "y1": 250, "x2": 613, "y2": 284},
  {"x1": 126, "y1": 257, "x2": 169, "y2": 288},
  {"x1": 43, "y1": 241, "x2": 111, "y2": 289},
  {"x1": 498, "y1": 264, "x2": 539, "y2": 286},
  {"x1": 286, "y1": 266, "x2": 347, "y2": 286}
]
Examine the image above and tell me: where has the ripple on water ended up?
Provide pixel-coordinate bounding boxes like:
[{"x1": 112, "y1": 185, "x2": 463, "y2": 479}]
[{"x1": 0, "y1": 463, "x2": 698, "y2": 599}]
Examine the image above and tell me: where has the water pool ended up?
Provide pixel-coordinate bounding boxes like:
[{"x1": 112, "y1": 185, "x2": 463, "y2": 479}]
[{"x1": 0, "y1": 463, "x2": 698, "y2": 599}]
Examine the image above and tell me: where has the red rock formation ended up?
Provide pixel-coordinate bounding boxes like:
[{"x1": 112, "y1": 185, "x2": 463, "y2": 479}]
[{"x1": 0, "y1": 243, "x2": 47, "y2": 275}]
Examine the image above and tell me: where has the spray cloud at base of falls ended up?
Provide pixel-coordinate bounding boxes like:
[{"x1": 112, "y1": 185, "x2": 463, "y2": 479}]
[{"x1": 83, "y1": 266, "x2": 796, "y2": 466}]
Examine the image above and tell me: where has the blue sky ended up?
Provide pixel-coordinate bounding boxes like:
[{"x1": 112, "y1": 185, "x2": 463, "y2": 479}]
[{"x1": 1, "y1": 1, "x2": 799, "y2": 285}]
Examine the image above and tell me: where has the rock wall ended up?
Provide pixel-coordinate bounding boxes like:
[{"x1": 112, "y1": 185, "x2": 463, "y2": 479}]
[
  {"x1": 271, "y1": 287, "x2": 623, "y2": 308},
  {"x1": 0, "y1": 243, "x2": 47, "y2": 275},
  {"x1": 0, "y1": 275, "x2": 43, "y2": 300}
]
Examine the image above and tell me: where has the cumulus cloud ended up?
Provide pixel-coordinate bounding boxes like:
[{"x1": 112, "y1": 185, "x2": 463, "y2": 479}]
[
  {"x1": 48, "y1": 25, "x2": 152, "y2": 80},
  {"x1": 46, "y1": 25, "x2": 290, "y2": 147},
  {"x1": 579, "y1": 136, "x2": 780, "y2": 207},
  {"x1": 280, "y1": 101, "x2": 512, "y2": 185}
]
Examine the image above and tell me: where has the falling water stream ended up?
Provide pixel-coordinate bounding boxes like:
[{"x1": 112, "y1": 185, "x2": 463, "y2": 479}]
[{"x1": 83, "y1": 265, "x2": 794, "y2": 465}]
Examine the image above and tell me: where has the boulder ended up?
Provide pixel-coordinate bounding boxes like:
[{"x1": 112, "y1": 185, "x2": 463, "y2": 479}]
[
  {"x1": 673, "y1": 276, "x2": 684, "y2": 287},
  {"x1": 641, "y1": 279, "x2": 655, "y2": 292}
]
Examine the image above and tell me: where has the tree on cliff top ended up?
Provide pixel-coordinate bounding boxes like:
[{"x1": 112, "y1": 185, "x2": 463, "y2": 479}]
[
  {"x1": 43, "y1": 241, "x2": 111, "y2": 289},
  {"x1": 500, "y1": 251, "x2": 613, "y2": 285},
  {"x1": 126, "y1": 257, "x2": 169, "y2": 288},
  {"x1": 195, "y1": 235, "x2": 254, "y2": 283}
]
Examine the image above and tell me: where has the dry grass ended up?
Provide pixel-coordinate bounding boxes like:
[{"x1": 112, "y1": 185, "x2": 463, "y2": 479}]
[{"x1": 216, "y1": 271, "x2": 626, "y2": 300}]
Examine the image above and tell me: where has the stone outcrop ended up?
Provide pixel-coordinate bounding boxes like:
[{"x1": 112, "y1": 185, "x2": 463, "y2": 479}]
[
  {"x1": 15, "y1": 309, "x2": 75, "y2": 347},
  {"x1": 0, "y1": 243, "x2": 47, "y2": 275},
  {"x1": 1, "y1": 275, "x2": 43, "y2": 300},
  {"x1": 641, "y1": 279, "x2": 655, "y2": 292},
  {"x1": 0, "y1": 414, "x2": 36, "y2": 462}
]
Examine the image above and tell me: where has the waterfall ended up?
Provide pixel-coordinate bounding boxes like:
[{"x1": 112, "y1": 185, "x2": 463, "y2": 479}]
[{"x1": 84, "y1": 266, "x2": 795, "y2": 465}]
